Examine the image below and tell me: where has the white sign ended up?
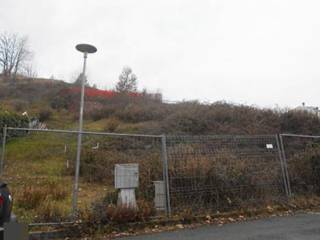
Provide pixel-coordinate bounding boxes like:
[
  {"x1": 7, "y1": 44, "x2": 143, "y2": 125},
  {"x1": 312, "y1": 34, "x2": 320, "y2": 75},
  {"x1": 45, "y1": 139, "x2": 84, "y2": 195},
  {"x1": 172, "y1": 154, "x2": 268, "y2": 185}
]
[{"x1": 266, "y1": 144, "x2": 274, "y2": 149}]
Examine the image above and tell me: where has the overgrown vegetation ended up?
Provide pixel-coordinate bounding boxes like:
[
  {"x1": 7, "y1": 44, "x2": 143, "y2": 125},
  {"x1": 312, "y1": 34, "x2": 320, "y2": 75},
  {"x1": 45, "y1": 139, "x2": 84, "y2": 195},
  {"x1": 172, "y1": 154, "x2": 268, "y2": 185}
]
[
  {"x1": 0, "y1": 109, "x2": 29, "y2": 139},
  {"x1": 53, "y1": 88, "x2": 320, "y2": 136},
  {"x1": 90, "y1": 197, "x2": 155, "y2": 224},
  {"x1": 284, "y1": 140, "x2": 320, "y2": 195},
  {"x1": 1, "y1": 76, "x2": 320, "y2": 225},
  {"x1": 1, "y1": 76, "x2": 320, "y2": 136}
]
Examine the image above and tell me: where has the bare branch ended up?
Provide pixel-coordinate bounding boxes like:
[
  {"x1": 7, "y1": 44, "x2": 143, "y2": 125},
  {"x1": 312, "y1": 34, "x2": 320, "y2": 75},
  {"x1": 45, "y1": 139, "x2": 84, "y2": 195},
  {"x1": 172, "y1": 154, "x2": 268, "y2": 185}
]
[{"x1": 0, "y1": 32, "x2": 33, "y2": 80}]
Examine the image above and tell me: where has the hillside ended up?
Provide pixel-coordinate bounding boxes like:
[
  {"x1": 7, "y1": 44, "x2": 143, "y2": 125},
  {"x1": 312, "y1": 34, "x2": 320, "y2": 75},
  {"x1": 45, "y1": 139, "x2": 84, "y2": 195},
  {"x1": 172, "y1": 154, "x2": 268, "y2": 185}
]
[
  {"x1": 1, "y1": 76, "x2": 320, "y2": 135},
  {"x1": 1, "y1": 76, "x2": 320, "y2": 224}
]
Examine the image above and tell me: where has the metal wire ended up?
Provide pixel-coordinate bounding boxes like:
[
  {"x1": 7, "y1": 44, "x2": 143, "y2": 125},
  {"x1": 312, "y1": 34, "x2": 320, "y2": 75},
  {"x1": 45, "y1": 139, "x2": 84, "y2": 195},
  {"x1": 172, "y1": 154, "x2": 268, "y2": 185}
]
[
  {"x1": 280, "y1": 134, "x2": 320, "y2": 196},
  {"x1": 3, "y1": 127, "x2": 320, "y2": 226},
  {"x1": 166, "y1": 135, "x2": 287, "y2": 214},
  {"x1": 1, "y1": 127, "x2": 164, "y2": 225}
]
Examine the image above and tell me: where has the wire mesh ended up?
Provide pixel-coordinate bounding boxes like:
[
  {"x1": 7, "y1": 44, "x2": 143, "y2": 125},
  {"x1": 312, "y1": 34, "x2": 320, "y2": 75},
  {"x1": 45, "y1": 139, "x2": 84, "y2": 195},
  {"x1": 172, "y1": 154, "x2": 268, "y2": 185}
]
[
  {"x1": 5, "y1": 129, "x2": 313, "y2": 226},
  {"x1": 166, "y1": 135, "x2": 287, "y2": 214},
  {"x1": 0, "y1": 128, "x2": 165, "y2": 225},
  {"x1": 2, "y1": 130, "x2": 76, "y2": 224},
  {"x1": 74, "y1": 133, "x2": 164, "y2": 220},
  {"x1": 281, "y1": 134, "x2": 320, "y2": 196}
]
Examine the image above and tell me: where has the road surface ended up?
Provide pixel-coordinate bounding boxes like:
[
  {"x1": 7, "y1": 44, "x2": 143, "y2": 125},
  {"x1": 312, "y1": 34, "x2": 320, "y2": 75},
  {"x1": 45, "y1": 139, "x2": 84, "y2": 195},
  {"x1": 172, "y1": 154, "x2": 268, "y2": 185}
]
[{"x1": 121, "y1": 212, "x2": 320, "y2": 240}]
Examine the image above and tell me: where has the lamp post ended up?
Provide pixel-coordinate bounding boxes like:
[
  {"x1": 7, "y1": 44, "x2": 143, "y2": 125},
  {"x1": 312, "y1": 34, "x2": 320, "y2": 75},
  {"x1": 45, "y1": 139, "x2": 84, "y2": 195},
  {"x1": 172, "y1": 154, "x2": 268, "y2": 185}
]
[{"x1": 73, "y1": 43, "x2": 97, "y2": 218}]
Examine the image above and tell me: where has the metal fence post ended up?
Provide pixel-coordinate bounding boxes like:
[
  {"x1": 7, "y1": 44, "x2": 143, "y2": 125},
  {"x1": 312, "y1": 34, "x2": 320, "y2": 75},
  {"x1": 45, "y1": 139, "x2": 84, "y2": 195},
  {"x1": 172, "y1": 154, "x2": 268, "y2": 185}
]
[
  {"x1": 279, "y1": 134, "x2": 292, "y2": 196},
  {"x1": 276, "y1": 134, "x2": 289, "y2": 197},
  {"x1": 1, "y1": 125, "x2": 7, "y2": 175},
  {"x1": 161, "y1": 135, "x2": 171, "y2": 217}
]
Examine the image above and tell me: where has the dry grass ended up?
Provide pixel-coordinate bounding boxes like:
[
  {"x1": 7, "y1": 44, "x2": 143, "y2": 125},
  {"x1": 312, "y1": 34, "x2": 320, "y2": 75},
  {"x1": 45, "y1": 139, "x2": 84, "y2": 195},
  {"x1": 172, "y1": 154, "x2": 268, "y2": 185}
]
[
  {"x1": 2, "y1": 133, "x2": 110, "y2": 223},
  {"x1": 90, "y1": 197, "x2": 155, "y2": 224},
  {"x1": 14, "y1": 181, "x2": 69, "y2": 210},
  {"x1": 35, "y1": 200, "x2": 70, "y2": 222},
  {"x1": 2, "y1": 120, "x2": 320, "y2": 224}
]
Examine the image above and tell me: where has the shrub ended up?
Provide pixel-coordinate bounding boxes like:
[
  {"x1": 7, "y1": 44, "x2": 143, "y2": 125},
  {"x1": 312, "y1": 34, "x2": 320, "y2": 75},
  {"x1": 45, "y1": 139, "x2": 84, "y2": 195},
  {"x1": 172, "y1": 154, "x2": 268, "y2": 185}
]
[
  {"x1": 10, "y1": 99, "x2": 28, "y2": 112},
  {"x1": 38, "y1": 109, "x2": 52, "y2": 122},
  {"x1": 280, "y1": 111, "x2": 320, "y2": 135},
  {"x1": 15, "y1": 185, "x2": 48, "y2": 210},
  {"x1": 89, "y1": 106, "x2": 116, "y2": 121},
  {"x1": 115, "y1": 102, "x2": 167, "y2": 123},
  {"x1": 90, "y1": 193, "x2": 155, "y2": 224},
  {"x1": 286, "y1": 143, "x2": 320, "y2": 194},
  {"x1": 162, "y1": 102, "x2": 209, "y2": 134},
  {"x1": 50, "y1": 95, "x2": 70, "y2": 110},
  {"x1": 35, "y1": 201, "x2": 69, "y2": 222},
  {"x1": 105, "y1": 205, "x2": 139, "y2": 223},
  {"x1": 14, "y1": 180, "x2": 69, "y2": 210},
  {"x1": 103, "y1": 117, "x2": 120, "y2": 132},
  {"x1": 0, "y1": 109, "x2": 29, "y2": 138}
]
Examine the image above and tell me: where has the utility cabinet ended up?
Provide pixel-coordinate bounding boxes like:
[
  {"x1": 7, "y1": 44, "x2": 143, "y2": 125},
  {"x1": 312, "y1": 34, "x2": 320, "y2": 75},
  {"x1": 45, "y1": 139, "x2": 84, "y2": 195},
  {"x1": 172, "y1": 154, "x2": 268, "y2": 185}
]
[
  {"x1": 115, "y1": 164, "x2": 139, "y2": 189},
  {"x1": 114, "y1": 164, "x2": 139, "y2": 208}
]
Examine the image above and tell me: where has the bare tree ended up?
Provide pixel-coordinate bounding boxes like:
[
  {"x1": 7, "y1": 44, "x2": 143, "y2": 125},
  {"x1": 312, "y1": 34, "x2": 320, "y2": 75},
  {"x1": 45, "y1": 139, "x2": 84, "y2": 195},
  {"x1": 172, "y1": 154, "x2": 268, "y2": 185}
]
[
  {"x1": 115, "y1": 66, "x2": 138, "y2": 93},
  {"x1": 22, "y1": 64, "x2": 37, "y2": 80},
  {"x1": 0, "y1": 32, "x2": 32, "y2": 80}
]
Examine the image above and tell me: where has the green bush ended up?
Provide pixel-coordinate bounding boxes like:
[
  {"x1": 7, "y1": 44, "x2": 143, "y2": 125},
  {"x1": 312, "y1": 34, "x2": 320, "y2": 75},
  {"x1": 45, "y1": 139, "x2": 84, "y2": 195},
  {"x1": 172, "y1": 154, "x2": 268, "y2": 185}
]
[{"x1": 0, "y1": 109, "x2": 29, "y2": 138}]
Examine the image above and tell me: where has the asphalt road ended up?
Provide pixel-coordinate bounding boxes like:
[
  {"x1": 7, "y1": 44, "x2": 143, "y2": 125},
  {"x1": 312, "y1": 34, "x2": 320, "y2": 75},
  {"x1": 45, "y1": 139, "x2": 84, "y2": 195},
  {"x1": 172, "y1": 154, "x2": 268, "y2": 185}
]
[{"x1": 121, "y1": 213, "x2": 320, "y2": 240}]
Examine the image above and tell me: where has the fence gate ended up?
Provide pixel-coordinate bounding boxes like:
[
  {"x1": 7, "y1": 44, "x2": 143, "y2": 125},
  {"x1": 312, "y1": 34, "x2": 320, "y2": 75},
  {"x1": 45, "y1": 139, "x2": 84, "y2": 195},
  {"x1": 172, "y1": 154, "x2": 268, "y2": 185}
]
[{"x1": 166, "y1": 135, "x2": 288, "y2": 214}]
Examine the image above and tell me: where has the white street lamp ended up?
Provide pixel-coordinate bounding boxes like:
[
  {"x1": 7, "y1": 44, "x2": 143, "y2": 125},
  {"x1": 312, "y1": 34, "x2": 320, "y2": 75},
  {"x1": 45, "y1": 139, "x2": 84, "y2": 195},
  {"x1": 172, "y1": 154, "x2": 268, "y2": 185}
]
[{"x1": 73, "y1": 43, "x2": 97, "y2": 217}]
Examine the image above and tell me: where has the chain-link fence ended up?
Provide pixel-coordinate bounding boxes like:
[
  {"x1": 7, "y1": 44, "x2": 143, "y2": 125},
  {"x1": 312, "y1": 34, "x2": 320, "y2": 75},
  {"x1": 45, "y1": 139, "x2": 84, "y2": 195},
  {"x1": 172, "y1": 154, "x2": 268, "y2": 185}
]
[
  {"x1": 75, "y1": 132, "x2": 167, "y2": 221},
  {"x1": 0, "y1": 127, "x2": 167, "y2": 225},
  {"x1": 2, "y1": 127, "x2": 320, "y2": 226},
  {"x1": 166, "y1": 135, "x2": 288, "y2": 214},
  {"x1": 1, "y1": 129, "x2": 76, "y2": 224},
  {"x1": 280, "y1": 134, "x2": 320, "y2": 197}
]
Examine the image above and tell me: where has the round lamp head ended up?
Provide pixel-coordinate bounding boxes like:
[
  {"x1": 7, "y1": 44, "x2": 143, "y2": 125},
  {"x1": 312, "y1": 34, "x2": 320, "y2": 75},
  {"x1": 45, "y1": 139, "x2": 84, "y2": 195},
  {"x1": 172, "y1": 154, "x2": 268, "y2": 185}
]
[{"x1": 75, "y1": 43, "x2": 97, "y2": 54}]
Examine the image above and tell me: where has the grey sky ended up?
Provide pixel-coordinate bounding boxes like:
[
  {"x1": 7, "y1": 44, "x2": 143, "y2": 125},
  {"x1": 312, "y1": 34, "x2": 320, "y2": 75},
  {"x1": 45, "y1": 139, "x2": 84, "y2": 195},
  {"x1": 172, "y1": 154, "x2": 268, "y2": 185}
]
[{"x1": 1, "y1": 0, "x2": 319, "y2": 108}]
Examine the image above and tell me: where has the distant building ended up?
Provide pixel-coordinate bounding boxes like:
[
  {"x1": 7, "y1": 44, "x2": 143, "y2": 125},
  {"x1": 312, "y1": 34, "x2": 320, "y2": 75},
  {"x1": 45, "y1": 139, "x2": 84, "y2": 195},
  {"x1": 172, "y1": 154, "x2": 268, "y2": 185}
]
[{"x1": 295, "y1": 102, "x2": 320, "y2": 117}]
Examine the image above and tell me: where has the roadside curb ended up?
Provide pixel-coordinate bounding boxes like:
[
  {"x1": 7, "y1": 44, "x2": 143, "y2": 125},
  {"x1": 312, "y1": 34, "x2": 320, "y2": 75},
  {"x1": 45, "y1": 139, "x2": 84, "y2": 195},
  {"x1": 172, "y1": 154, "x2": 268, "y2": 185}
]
[{"x1": 29, "y1": 230, "x2": 69, "y2": 240}]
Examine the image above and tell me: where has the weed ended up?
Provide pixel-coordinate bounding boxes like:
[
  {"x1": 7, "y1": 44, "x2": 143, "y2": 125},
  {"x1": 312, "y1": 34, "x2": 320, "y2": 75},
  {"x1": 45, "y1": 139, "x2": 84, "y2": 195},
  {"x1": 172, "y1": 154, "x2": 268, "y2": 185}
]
[
  {"x1": 90, "y1": 193, "x2": 155, "y2": 224},
  {"x1": 35, "y1": 200, "x2": 70, "y2": 222}
]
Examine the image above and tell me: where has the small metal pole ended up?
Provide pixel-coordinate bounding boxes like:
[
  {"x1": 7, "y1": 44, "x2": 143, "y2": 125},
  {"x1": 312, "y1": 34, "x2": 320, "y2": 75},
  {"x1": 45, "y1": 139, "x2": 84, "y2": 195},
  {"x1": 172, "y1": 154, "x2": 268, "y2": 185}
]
[
  {"x1": 161, "y1": 135, "x2": 171, "y2": 217},
  {"x1": 275, "y1": 134, "x2": 289, "y2": 197},
  {"x1": 0, "y1": 125, "x2": 7, "y2": 175},
  {"x1": 72, "y1": 52, "x2": 88, "y2": 218},
  {"x1": 279, "y1": 134, "x2": 292, "y2": 196}
]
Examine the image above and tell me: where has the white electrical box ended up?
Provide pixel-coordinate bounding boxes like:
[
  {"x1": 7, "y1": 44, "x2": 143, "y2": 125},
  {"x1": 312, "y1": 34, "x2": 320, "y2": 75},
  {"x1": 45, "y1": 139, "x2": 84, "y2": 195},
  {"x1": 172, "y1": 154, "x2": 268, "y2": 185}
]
[{"x1": 114, "y1": 164, "x2": 139, "y2": 189}]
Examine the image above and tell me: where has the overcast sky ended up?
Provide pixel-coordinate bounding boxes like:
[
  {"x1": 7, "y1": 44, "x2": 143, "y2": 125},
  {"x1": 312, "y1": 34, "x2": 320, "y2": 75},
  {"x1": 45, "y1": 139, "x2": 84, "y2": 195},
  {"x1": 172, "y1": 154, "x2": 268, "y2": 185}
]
[{"x1": 1, "y1": 0, "x2": 320, "y2": 108}]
